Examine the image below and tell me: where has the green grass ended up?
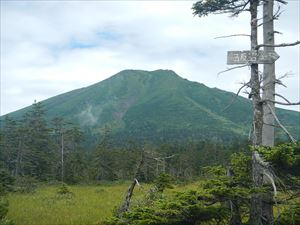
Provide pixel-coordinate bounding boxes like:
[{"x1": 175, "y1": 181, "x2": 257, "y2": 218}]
[
  {"x1": 7, "y1": 181, "x2": 298, "y2": 225},
  {"x1": 7, "y1": 181, "x2": 203, "y2": 225},
  {"x1": 7, "y1": 183, "x2": 141, "y2": 225}
]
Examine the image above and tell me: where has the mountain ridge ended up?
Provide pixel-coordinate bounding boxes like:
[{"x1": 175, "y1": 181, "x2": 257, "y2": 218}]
[{"x1": 1, "y1": 69, "x2": 299, "y2": 146}]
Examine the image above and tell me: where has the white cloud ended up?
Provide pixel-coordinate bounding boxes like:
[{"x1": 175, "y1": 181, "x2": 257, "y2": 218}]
[{"x1": 1, "y1": 0, "x2": 299, "y2": 115}]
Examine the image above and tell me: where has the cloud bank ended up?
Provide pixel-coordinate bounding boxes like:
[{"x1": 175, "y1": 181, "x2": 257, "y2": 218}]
[{"x1": 1, "y1": 0, "x2": 299, "y2": 115}]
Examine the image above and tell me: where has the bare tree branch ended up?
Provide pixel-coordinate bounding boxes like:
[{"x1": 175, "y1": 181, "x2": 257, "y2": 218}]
[
  {"x1": 218, "y1": 64, "x2": 249, "y2": 75},
  {"x1": 255, "y1": 40, "x2": 300, "y2": 50},
  {"x1": 257, "y1": 4, "x2": 283, "y2": 27},
  {"x1": 264, "y1": 99, "x2": 300, "y2": 106},
  {"x1": 275, "y1": 0, "x2": 287, "y2": 5},
  {"x1": 214, "y1": 34, "x2": 250, "y2": 39},
  {"x1": 153, "y1": 154, "x2": 176, "y2": 161},
  {"x1": 274, "y1": 93, "x2": 291, "y2": 104},
  {"x1": 223, "y1": 82, "x2": 250, "y2": 112},
  {"x1": 277, "y1": 72, "x2": 293, "y2": 80},
  {"x1": 275, "y1": 79, "x2": 287, "y2": 88},
  {"x1": 266, "y1": 103, "x2": 296, "y2": 143},
  {"x1": 263, "y1": 122, "x2": 280, "y2": 128}
]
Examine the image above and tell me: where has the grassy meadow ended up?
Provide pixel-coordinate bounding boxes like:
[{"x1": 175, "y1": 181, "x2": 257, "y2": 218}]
[{"x1": 6, "y1": 182, "x2": 201, "y2": 225}]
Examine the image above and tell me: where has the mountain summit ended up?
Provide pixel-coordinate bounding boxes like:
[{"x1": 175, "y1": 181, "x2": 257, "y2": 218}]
[{"x1": 3, "y1": 69, "x2": 300, "y2": 145}]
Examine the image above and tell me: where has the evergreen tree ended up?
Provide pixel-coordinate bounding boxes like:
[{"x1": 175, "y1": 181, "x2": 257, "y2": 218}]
[{"x1": 21, "y1": 102, "x2": 53, "y2": 180}]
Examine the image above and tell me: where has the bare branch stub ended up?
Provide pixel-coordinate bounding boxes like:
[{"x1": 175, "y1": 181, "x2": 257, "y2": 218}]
[
  {"x1": 274, "y1": 72, "x2": 297, "y2": 88},
  {"x1": 263, "y1": 99, "x2": 300, "y2": 106},
  {"x1": 257, "y1": 4, "x2": 283, "y2": 27},
  {"x1": 274, "y1": 93, "x2": 291, "y2": 104},
  {"x1": 218, "y1": 64, "x2": 249, "y2": 75},
  {"x1": 222, "y1": 81, "x2": 250, "y2": 112},
  {"x1": 255, "y1": 40, "x2": 300, "y2": 50},
  {"x1": 275, "y1": 0, "x2": 288, "y2": 5},
  {"x1": 275, "y1": 79, "x2": 287, "y2": 88},
  {"x1": 214, "y1": 34, "x2": 250, "y2": 39}
]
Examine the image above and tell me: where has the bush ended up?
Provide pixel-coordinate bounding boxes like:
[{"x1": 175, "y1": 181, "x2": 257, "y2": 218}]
[
  {"x1": 104, "y1": 190, "x2": 229, "y2": 225},
  {"x1": 56, "y1": 183, "x2": 74, "y2": 196},
  {"x1": 14, "y1": 176, "x2": 37, "y2": 194},
  {"x1": 0, "y1": 218, "x2": 14, "y2": 225},
  {"x1": 0, "y1": 199, "x2": 8, "y2": 220},
  {"x1": 0, "y1": 170, "x2": 14, "y2": 196},
  {"x1": 153, "y1": 173, "x2": 174, "y2": 193},
  {"x1": 0, "y1": 198, "x2": 14, "y2": 225},
  {"x1": 276, "y1": 203, "x2": 300, "y2": 225}
]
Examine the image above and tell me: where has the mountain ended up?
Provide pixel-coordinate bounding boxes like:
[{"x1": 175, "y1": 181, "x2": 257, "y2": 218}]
[{"x1": 2, "y1": 69, "x2": 299, "y2": 146}]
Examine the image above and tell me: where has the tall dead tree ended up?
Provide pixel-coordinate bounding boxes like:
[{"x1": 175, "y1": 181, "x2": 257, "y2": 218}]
[
  {"x1": 247, "y1": 1, "x2": 269, "y2": 224},
  {"x1": 193, "y1": 1, "x2": 299, "y2": 224},
  {"x1": 262, "y1": 0, "x2": 275, "y2": 147},
  {"x1": 118, "y1": 153, "x2": 144, "y2": 216}
]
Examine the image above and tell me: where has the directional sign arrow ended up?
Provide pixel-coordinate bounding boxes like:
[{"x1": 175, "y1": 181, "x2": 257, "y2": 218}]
[{"x1": 227, "y1": 50, "x2": 280, "y2": 65}]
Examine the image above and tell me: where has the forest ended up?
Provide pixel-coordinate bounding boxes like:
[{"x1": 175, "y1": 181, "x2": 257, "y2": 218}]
[{"x1": 0, "y1": 102, "x2": 299, "y2": 225}]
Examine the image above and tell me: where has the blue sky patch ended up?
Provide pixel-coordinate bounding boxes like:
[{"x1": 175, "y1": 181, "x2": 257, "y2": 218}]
[
  {"x1": 69, "y1": 41, "x2": 97, "y2": 49},
  {"x1": 96, "y1": 31, "x2": 120, "y2": 41}
]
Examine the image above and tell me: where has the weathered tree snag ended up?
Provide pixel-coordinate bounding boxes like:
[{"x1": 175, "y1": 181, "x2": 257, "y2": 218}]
[
  {"x1": 250, "y1": 152, "x2": 264, "y2": 225},
  {"x1": 249, "y1": 1, "x2": 263, "y2": 148},
  {"x1": 262, "y1": 0, "x2": 275, "y2": 147},
  {"x1": 261, "y1": 1, "x2": 276, "y2": 223},
  {"x1": 249, "y1": 1, "x2": 265, "y2": 225},
  {"x1": 117, "y1": 154, "x2": 144, "y2": 216}
]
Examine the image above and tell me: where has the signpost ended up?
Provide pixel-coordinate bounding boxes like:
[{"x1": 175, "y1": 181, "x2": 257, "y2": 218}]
[{"x1": 227, "y1": 50, "x2": 279, "y2": 65}]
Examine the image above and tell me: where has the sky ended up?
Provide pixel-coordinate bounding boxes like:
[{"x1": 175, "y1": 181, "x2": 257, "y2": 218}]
[{"x1": 1, "y1": 0, "x2": 299, "y2": 116}]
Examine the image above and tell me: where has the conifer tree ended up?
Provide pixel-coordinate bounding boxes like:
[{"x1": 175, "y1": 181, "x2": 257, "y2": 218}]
[{"x1": 22, "y1": 102, "x2": 53, "y2": 180}]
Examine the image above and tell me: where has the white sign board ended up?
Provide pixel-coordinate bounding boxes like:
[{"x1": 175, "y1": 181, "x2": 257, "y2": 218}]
[{"x1": 227, "y1": 50, "x2": 279, "y2": 65}]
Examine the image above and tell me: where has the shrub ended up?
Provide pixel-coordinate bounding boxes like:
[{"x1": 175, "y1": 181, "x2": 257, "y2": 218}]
[{"x1": 14, "y1": 176, "x2": 37, "y2": 194}]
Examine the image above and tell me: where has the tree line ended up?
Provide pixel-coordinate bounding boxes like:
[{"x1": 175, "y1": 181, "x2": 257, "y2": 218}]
[{"x1": 0, "y1": 102, "x2": 250, "y2": 184}]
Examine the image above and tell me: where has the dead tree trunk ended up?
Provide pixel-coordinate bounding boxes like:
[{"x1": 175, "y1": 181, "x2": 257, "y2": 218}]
[
  {"x1": 249, "y1": 1, "x2": 265, "y2": 225},
  {"x1": 250, "y1": 1, "x2": 263, "y2": 148},
  {"x1": 117, "y1": 154, "x2": 144, "y2": 216},
  {"x1": 262, "y1": 0, "x2": 275, "y2": 147},
  {"x1": 261, "y1": 1, "x2": 276, "y2": 224}
]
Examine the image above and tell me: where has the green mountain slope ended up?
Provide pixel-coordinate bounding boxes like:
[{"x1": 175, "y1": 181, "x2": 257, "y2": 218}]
[{"x1": 2, "y1": 69, "x2": 299, "y2": 146}]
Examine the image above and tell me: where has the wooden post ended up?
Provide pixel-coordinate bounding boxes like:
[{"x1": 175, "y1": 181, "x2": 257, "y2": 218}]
[
  {"x1": 249, "y1": 1, "x2": 264, "y2": 225},
  {"x1": 262, "y1": 0, "x2": 275, "y2": 147},
  {"x1": 261, "y1": 1, "x2": 275, "y2": 224}
]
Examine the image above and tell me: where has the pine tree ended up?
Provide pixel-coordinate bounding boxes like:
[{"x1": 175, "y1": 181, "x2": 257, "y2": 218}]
[{"x1": 22, "y1": 102, "x2": 53, "y2": 180}]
